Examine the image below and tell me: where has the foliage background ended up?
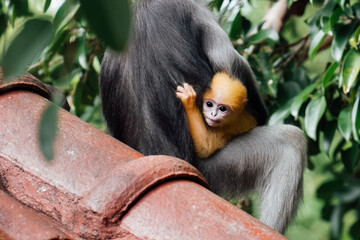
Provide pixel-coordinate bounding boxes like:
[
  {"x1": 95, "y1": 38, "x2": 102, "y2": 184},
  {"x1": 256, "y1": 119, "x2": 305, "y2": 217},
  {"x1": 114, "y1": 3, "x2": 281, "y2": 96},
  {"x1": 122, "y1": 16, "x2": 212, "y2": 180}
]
[{"x1": 0, "y1": 0, "x2": 359, "y2": 239}]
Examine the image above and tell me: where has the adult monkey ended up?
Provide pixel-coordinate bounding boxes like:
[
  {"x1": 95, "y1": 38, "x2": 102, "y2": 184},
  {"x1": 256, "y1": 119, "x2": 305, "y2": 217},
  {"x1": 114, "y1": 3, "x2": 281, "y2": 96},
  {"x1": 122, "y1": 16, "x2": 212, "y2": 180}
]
[{"x1": 100, "y1": 0, "x2": 306, "y2": 234}]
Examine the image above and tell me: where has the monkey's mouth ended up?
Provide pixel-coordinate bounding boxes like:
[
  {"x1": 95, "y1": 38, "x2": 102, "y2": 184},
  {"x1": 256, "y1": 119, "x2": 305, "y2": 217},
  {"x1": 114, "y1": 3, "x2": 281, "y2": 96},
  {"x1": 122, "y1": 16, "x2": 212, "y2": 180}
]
[{"x1": 205, "y1": 117, "x2": 221, "y2": 127}]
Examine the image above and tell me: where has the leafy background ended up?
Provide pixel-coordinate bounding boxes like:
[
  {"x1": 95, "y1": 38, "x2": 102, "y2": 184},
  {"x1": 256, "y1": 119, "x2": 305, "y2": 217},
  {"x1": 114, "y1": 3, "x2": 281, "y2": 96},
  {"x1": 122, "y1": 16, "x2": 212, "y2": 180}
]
[{"x1": 0, "y1": 0, "x2": 359, "y2": 239}]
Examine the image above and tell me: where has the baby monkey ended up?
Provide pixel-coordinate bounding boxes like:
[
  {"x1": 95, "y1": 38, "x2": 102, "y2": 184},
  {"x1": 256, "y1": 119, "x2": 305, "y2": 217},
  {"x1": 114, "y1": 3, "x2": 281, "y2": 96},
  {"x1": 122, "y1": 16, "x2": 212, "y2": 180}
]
[{"x1": 176, "y1": 73, "x2": 257, "y2": 158}]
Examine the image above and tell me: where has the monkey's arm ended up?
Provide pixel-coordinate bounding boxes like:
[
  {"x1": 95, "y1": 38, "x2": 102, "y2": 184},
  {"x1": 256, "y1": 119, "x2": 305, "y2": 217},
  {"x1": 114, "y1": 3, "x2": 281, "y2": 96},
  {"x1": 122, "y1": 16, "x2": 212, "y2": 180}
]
[{"x1": 176, "y1": 84, "x2": 222, "y2": 158}]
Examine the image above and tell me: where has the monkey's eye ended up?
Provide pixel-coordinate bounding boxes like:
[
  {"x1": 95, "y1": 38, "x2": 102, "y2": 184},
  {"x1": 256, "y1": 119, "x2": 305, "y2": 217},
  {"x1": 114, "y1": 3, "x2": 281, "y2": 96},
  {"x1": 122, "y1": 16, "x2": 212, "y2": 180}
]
[
  {"x1": 219, "y1": 106, "x2": 228, "y2": 112},
  {"x1": 206, "y1": 101, "x2": 213, "y2": 107}
]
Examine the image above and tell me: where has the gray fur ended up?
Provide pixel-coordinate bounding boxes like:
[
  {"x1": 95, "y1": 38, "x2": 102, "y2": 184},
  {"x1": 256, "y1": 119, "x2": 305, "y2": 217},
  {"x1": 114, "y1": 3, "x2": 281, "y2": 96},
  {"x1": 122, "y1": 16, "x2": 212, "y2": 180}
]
[
  {"x1": 100, "y1": 0, "x2": 306, "y2": 234},
  {"x1": 199, "y1": 124, "x2": 307, "y2": 233},
  {"x1": 100, "y1": 0, "x2": 268, "y2": 165}
]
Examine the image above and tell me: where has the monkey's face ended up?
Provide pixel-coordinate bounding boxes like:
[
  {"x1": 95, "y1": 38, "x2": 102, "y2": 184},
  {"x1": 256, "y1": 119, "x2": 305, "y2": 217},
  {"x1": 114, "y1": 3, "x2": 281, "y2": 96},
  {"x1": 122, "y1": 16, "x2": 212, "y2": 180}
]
[{"x1": 203, "y1": 99, "x2": 231, "y2": 127}]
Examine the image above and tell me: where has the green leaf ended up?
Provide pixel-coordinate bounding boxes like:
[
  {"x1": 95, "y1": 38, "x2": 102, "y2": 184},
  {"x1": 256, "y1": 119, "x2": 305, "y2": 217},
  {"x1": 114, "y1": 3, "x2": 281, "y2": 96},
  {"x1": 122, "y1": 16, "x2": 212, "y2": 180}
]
[
  {"x1": 329, "y1": 8, "x2": 343, "y2": 28},
  {"x1": 287, "y1": 0, "x2": 296, "y2": 7},
  {"x1": 352, "y1": 88, "x2": 360, "y2": 142},
  {"x1": 53, "y1": 0, "x2": 80, "y2": 32},
  {"x1": 331, "y1": 23, "x2": 356, "y2": 62},
  {"x1": 308, "y1": 30, "x2": 326, "y2": 61},
  {"x1": 349, "y1": 26, "x2": 360, "y2": 49},
  {"x1": 338, "y1": 107, "x2": 352, "y2": 141},
  {"x1": 268, "y1": 100, "x2": 292, "y2": 125},
  {"x1": 79, "y1": 0, "x2": 131, "y2": 52},
  {"x1": 335, "y1": 0, "x2": 346, "y2": 10},
  {"x1": 209, "y1": 0, "x2": 224, "y2": 11},
  {"x1": 2, "y1": 18, "x2": 54, "y2": 78},
  {"x1": 0, "y1": 12, "x2": 7, "y2": 37},
  {"x1": 330, "y1": 204, "x2": 343, "y2": 239},
  {"x1": 92, "y1": 56, "x2": 101, "y2": 74},
  {"x1": 305, "y1": 96, "x2": 327, "y2": 140},
  {"x1": 340, "y1": 49, "x2": 360, "y2": 93},
  {"x1": 39, "y1": 103, "x2": 58, "y2": 160},
  {"x1": 323, "y1": 61, "x2": 339, "y2": 88},
  {"x1": 321, "y1": 0, "x2": 336, "y2": 16},
  {"x1": 257, "y1": 52, "x2": 277, "y2": 97},
  {"x1": 310, "y1": 0, "x2": 325, "y2": 6},
  {"x1": 44, "y1": 0, "x2": 52, "y2": 13},
  {"x1": 247, "y1": 29, "x2": 279, "y2": 45},
  {"x1": 342, "y1": 142, "x2": 359, "y2": 172},
  {"x1": 229, "y1": 11, "x2": 242, "y2": 41},
  {"x1": 290, "y1": 82, "x2": 318, "y2": 119},
  {"x1": 353, "y1": 2, "x2": 360, "y2": 18},
  {"x1": 76, "y1": 35, "x2": 88, "y2": 70},
  {"x1": 11, "y1": 0, "x2": 31, "y2": 17}
]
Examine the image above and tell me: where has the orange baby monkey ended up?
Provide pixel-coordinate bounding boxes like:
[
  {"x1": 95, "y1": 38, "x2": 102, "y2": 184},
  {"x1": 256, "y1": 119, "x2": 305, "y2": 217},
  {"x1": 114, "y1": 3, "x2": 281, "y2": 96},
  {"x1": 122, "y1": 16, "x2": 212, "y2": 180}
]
[{"x1": 176, "y1": 72, "x2": 257, "y2": 158}]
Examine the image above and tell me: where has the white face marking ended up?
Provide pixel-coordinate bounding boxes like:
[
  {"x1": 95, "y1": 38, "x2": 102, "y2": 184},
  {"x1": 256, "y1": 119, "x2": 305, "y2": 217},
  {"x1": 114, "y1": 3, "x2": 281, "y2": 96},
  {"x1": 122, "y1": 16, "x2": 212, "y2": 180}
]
[{"x1": 202, "y1": 99, "x2": 230, "y2": 127}]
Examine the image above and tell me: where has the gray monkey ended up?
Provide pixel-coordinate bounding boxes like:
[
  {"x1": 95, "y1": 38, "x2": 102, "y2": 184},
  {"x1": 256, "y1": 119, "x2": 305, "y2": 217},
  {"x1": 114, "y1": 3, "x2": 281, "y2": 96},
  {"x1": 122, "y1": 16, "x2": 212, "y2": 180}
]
[{"x1": 100, "y1": 0, "x2": 307, "y2": 233}]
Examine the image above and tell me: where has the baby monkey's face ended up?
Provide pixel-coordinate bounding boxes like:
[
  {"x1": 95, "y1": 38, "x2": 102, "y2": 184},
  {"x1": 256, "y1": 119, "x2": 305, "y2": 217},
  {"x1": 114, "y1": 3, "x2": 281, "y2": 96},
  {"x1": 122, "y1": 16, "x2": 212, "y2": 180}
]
[{"x1": 202, "y1": 99, "x2": 231, "y2": 127}]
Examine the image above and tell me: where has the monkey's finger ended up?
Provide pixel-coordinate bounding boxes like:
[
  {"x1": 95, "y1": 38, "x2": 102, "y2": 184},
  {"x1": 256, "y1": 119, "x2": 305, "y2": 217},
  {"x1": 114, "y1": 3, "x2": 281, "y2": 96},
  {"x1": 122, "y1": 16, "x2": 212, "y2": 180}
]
[
  {"x1": 183, "y1": 83, "x2": 193, "y2": 93},
  {"x1": 183, "y1": 83, "x2": 196, "y2": 96},
  {"x1": 176, "y1": 92, "x2": 188, "y2": 101},
  {"x1": 189, "y1": 85, "x2": 196, "y2": 96},
  {"x1": 176, "y1": 86, "x2": 186, "y2": 93},
  {"x1": 183, "y1": 83, "x2": 190, "y2": 90}
]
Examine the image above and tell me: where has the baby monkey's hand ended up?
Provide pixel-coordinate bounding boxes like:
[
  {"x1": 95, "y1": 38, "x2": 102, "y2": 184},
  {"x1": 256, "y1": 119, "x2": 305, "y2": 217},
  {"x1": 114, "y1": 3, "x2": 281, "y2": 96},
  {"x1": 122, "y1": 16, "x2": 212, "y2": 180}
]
[{"x1": 176, "y1": 83, "x2": 197, "y2": 111}]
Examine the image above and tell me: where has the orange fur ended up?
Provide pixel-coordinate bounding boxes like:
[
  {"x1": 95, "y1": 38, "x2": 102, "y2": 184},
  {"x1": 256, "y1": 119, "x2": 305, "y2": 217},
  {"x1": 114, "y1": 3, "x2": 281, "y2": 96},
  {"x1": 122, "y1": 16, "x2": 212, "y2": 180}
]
[
  {"x1": 176, "y1": 72, "x2": 258, "y2": 158},
  {"x1": 204, "y1": 73, "x2": 247, "y2": 111}
]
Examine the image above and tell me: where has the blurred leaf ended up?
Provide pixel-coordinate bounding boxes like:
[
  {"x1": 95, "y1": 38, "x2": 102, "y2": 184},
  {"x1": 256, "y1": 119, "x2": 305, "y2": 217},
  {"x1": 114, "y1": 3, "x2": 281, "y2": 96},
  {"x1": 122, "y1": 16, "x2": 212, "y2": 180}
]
[
  {"x1": 310, "y1": 0, "x2": 325, "y2": 6},
  {"x1": 258, "y1": 52, "x2": 277, "y2": 97},
  {"x1": 53, "y1": 0, "x2": 80, "y2": 32},
  {"x1": 329, "y1": 8, "x2": 343, "y2": 28},
  {"x1": 79, "y1": 0, "x2": 131, "y2": 52},
  {"x1": 321, "y1": 0, "x2": 336, "y2": 16},
  {"x1": 323, "y1": 62, "x2": 339, "y2": 88},
  {"x1": 317, "y1": 180, "x2": 342, "y2": 200},
  {"x1": 268, "y1": 100, "x2": 292, "y2": 125},
  {"x1": 350, "y1": 219, "x2": 360, "y2": 239},
  {"x1": 340, "y1": 49, "x2": 360, "y2": 93},
  {"x1": 2, "y1": 18, "x2": 54, "y2": 78},
  {"x1": 338, "y1": 107, "x2": 352, "y2": 141},
  {"x1": 330, "y1": 204, "x2": 343, "y2": 239},
  {"x1": 73, "y1": 68, "x2": 99, "y2": 115},
  {"x1": 229, "y1": 11, "x2": 242, "y2": 41},
  {"x1": 11, "y1": 0, "x2": 31, "y2": 17},
  {"x1": 352, "y1": 88, "x2": 360, "y2": 142},
  {"x1": 287, "y1": 0, "x2": 296, "y2": 7},
  {"x1": 92, "y1": 56, "x2": 101, "y2": 74},
  {"x1": 39, "y1": 103, "x2": 58, "y2": 160},
  {"x1": 309, "y1": 30, "x2": 326, "y2": 61},
  {"x1": 342, "y1": 142, "x2": 359, "y2": 172},
  {"x1": 335, "y1": 0, "x2": 346, "y2": 9},
  {"x1": 331, "y1": 23, "x2": 356, "y2": 62},
  {"x1": 320, "y1": 121, "x2": 337, "y2": 154},
  {"x1": 63, "y1": 41, "x2": 78, "y2": 72},
  {"x1": 76, "y1": 35, "x2": 88, "y2": 70},
  {"x1": 305, "y1": 96, "x2": 327, "y2": 140},
  {"x1": 290, "y1": 82, "x2": 318, "y2": 119},
  {"x1": 353, "y1": 2, "x2": 360, "y2": 18},
  {"x1": 229, "y1": 11, "x2": 251, "y2": 40},
  {"x1": 44, "y1": 0, "x2": 51, "y2": 12},
  {"x1": 45, "y1": 28, "x2": 70, "y2": 64},
  {"x1": 349, "y1": 26, "x2": 360, "y2": 49},
  {"x1": 247, "y1": 29, "x2": 279, "y2": 45},
  {"x1": 277, "y1": 81, "x2": 302, "y2": 104},
  {"x1": 209, "y1": 0, "x2": 224, "y2": 11},
  {"x1": 337, "y1": 184, "x2": 360, "y2": 204},
  {"x1": 328, "y1": 129, "x2": 343, "y2": 160},
  {"x1": 0, "y1": 11, "x2": 7, "y2": 37}
]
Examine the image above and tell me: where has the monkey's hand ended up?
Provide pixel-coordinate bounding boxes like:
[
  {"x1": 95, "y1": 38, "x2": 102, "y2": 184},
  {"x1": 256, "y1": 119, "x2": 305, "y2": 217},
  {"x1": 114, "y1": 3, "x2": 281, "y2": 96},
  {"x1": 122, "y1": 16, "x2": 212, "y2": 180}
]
[{"x1": 176, "y1": 83, "x2": 197, "y2": 112}]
